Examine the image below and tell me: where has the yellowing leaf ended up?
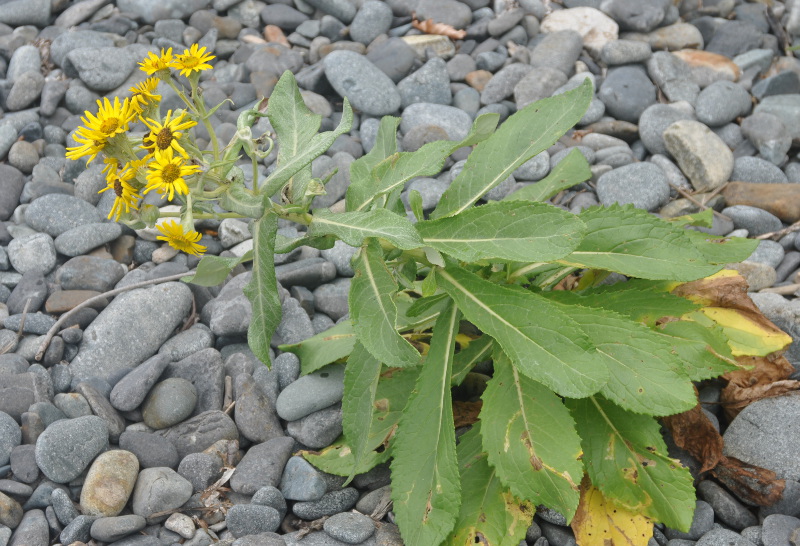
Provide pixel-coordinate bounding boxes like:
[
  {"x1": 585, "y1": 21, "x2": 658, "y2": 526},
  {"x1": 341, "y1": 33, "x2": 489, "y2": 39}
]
[
  {"x1": 571, "y1": 477, "x2": 652, "y2": 546},
  {"x1": 694, "y1": 308, "x2": 792, "y2": 356}
]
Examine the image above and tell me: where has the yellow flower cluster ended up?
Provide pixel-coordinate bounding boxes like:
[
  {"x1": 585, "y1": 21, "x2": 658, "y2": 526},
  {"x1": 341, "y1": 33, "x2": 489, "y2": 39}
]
[{"x1": 65, "y1": 45, "x2": 216, "y2": 256}]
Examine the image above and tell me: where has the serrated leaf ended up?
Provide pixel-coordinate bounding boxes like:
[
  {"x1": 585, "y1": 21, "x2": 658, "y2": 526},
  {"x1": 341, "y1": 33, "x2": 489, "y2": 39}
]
[
  {"x1": 219, "y1": 182, "x2": 266, "y2": 218},
  {"x1": 182, "y1": 251, "x2": 252, "y2": 286},
  {"x1": 451, "y1": 335, "x2": 492, "y2": 386},
  {"x1": 303, "y1": 441, "x2": 390, "y2": 477},
  {"x1": 431, "y1": 80, "x2": 592, "y2": 219},
  {"x1": 243, "y1": 213, "x2": 281, "y2": 365},
  {"x1": 307, "y1": 208, "x2": 424, "y2": 250},
  {"x1": 392, "y1": 302, "x2": 462, "y2": 546},
  {"x1": 656, "y1": 319, "x2": 739, "y2": 381},
  {"x1": 416, "y1": 201, "x2": 586, "y2": 263},
  {"x1": 571, "y1": 477, "x2": 653, "y2": 546},
  {"x1": 351, "y1": 239, "x2": 420, "y2": 367},
  {"x1": 560, "y1": 205, "x2": 723, "y2": 281},
  {"x1": 567, "y1": 396, "x2": 696, "y2": 531},
  {"x1": 279, "y1": 320, "x2": 355, "y2": 375},
  {"x1": 437, "y1": 263, "x2": 606, "y2": 398},
  {"x1": 681, "y1": 230, "x2": 759, "y2": 264},
  {"x1": 505, "y1": 148, "x2": 591, "y2": 203},
  {"x1": 342, "y1": 341, "x2": 383, "y2": 485},
  {"x1": 266, "y1": 70, "x2": 322, "y2": 204},
  {"x1": 556, "y1": 303, "x2": 697, "y2": 416},
  {"x1": 687, "y1": 308, "x2": 792, "y2": 356},
  {"x1": 346, "y1": 114, "x2": 499, "y2": 212},
  {"x1": 481, "y1": 350, "x2": 582, "y2": 518},
  {"x1": 448, "y1": 423, "x2": 534, "y2": 546},
  {"x1": 262, "y1": 91, "x2": 352, "y2": 197}
]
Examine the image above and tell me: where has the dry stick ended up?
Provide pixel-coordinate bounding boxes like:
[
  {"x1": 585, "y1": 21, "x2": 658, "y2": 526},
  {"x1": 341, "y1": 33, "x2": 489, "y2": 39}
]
[
  {"x1": 0, "y1": 299, "x2": 31, "y2": 355},
  {"x1": 755, "y1": 218, "x2": 800, "y2": 241},
  {"x1": 34, "y1": 271, "x2": 195, "y2": 362},
  {"x1": 668, "y1": 182, "x2": 731, "y2": 221}
]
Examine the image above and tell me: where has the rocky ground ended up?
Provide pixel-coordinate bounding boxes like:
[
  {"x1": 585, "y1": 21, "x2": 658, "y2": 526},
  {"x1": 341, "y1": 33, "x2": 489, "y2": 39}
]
[{"x1": 2, "y1": 0, "x2": 800, "y2": 544}]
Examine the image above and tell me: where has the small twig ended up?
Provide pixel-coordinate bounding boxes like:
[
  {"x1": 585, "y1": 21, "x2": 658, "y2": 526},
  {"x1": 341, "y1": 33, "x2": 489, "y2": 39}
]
[
  {"x1": 759, "y1": 283, "x2": 800, "y2": 295},
  {"x1": 668, "y1": 182, "x2": 730, "y2": 221},
  {"x1": 223, "y1": 376, "x2": 234, "y2": 413},
  {"x1": 35, "y1": 271, "x2": 196, "y2": 361},
  {"x1": 1, "y1": 299, "x2": 31, "y2": 355},
  {"x1": 755, "y1": 219, "x2": 800, "y2": 241}
]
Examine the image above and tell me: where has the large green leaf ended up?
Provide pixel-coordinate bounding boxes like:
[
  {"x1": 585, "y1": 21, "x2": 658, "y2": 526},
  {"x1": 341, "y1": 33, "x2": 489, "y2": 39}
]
[
  {"x1": 346, "y1": 114, "x2": 500, "y2": 212},
  {"x1": 219, "y1": 182, "x2": 266, "y2": 218},
  {"x1": 431, "y1": 80, "x2": 593, "y2": 219},
  {"x1": 559, "y1": 305, "x2": 697, "y2": 416},
  {"x1": 657, "y1": 319, "x2": 739, "y2": 380},
  {"x1": 307, "y1": 208, "x2": 423, "y2": 250},
  {"x1": 448, "y1": 423, "x2": 534, "y2": 546},
  {"x1": 346, "y1": 116, "x2": 401, "y2": 213},
  {"x1": 567, "y1": 396, "x2": 696, "y2": 531},
  {"x1": 342, "y1": 341, "x2": 383, "y2": 485},
  {"x1": 481, "y1": 350, "x2": 582, "y2": 518},
  {"x1": 681, "y1": 229, "x2": 759, "y2": 264},
  {"x1": 437, "y1": 263, "x2": 607, "y2": 398},
  {"x1": 415, "y1": 201, "x2": 586, "y2": 263},
  {"x1": 262, "y1": 92, "x2": 352, "y2": 197},
  {"x1": 560, "y1": 205, "x2": 723, "y2": 281},
  {"x1": 266, "y1": 70, "x2": 321, "y2": 203},
  {"x1": 504, "y1": 148, "x2": 591, "y2": 203},
  {"x1": 350, "y1": 239, "x2": 420, "y2": 367},
  {"x1": 279, "y1": 320, "x2": 355, "y2": 375},
  {"x1": 182, "y1": 251, "x2": 252, "y2": 287},
  {"x1": 242, "y1": 213, "x2": 281, "y2": 365},
  {"x1": 303, "y1": 365, "x2": 419, "y2": 476},
  {"x1": 392, "y1": 302, "x2": 462, "y2": 546}
]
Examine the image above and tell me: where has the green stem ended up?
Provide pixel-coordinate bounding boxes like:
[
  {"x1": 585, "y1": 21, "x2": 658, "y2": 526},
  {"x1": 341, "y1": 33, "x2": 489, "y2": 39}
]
[{"x1": 158, "y1": 211, "x2": 246, "y2": 220}]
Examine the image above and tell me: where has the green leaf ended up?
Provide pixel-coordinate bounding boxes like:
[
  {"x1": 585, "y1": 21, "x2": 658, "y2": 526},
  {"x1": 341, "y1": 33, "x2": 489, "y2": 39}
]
[
  {"x1": 405, "y1": 293, "x2": 449, "y2": 318},
  {"x1": 262, "y1": 91, "x2": 352, "y2": 197},
  {"x1": 274, "y1": 232, "x2": 336, "y2": 254},
  {"x1": 243, "y1": 213, "x2": 281, "y2": 365},
  {"x1": 409, "y1": 189, "x2": 424, "y2": 221},
  {"x1": 666, "y1": 208, "x2": 714, "y2": 228},
  {"x1": 567, "y1": 396, "x2": 696, "y2": 531},
  {"x1": 481, "y1": 350, "x2": 583, "y2": 518},
  {"x1": 182, "y1": 251, "x2": 252, "y2": 286},
  {"x1": 416, "y1": 201, "x2": 586, "y2": 263},
  {"x1": 448, "y1": 423, "x2": 534, "y2": 546},
  {"x1": 347, "y1": 116, "x2": 401, "y2": 213},
  {"x1": 346, "y1": 114, "x2": 499, "y2": 212},
  {"x1": 278, "y1": 320, "x2": 356, "y2": 375},
  {"x1": 392, "y1": 302, "x2": 462, "y2": 546},
  {"x1": 657, "y1": 320, "x2": 739, "y2": 381},
  {"x1": 558, "y1": 304, "x2": 697, "y2": 416},
  {"x1": 505, "y1": 148, "x2": 592, "y2": 203},
  {"x1": 681, "y1": 230, "x2": 759, "y2": 264},
  {"x1": 431, "y1": 80, "x2": 593, "y2": 219},
  {"x1": 219, "y1": 182, "x2": 266, "y2": 218},
  {"x1": 451, "y1": 335, "x2": 492, "y2": 386},
  {"x1": 437, "y1": 263, "x2": 607, "y2": 398},
  {"x1": 342, "y1": 341, "x2": 383, "y2": 485},
  {"x1": 560, "y1": 205, "x2": 723, "y2": 281},
  {"x1": 304, "y1": 365, "x2": 419, "y2": 476},
  {"x1": 307, "y1": 208, "x2": 424, "y2": 250},
  {"x1": 350, "y1": 239, "x2": 421, "y2": 367},
  {"x1": 266, "y1": 70, "x2": 322, "y2": 204}
]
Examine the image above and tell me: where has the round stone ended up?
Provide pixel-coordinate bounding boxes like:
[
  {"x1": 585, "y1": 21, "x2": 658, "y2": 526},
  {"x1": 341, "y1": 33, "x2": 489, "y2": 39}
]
[
  {"x1": 0, "y1": 411, "x2": 20, "y2": 466},
  {"x1": 142, "y1": 378, "x2": 198, "y2": 430},
  {"x1": 7, "y1": 232, "x2": 57, "y2": 276},
  {"x1": 323, "y1": 50, "x2": 401, "y2": 116},
  {"x1": 80, "y1": 450, "x2": 139, "y2": 517},
  {"x1": 34, "y1": 415, "x2": 109, "y2": 483},
  {"x1": 598, "y1": 65, "x2": 656, "y2": 123},
  {"x1": 596, "y1": 162, "x2": 671, "y2": 212}
]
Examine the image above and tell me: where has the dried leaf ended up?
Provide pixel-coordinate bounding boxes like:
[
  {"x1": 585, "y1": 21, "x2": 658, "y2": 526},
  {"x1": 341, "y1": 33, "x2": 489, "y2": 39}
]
[
  {"x1": 571, "y1": 476, "x2": 653, "y2": 546},
  {"x1": 721, "y1": 353, "x2": 800, "y2": 420},
  {"x1": 453, "y1": 400, "x2": 482, "y2": 428},
  {"x1": 711, "y1": 456, "x2": 785, "y2": 507},
  {"x1": 662, "y1": 403, "x2": 724, "y2": 474},
  {"x1": 411, "y1": 15, "x2": 467, "y2": 39}
]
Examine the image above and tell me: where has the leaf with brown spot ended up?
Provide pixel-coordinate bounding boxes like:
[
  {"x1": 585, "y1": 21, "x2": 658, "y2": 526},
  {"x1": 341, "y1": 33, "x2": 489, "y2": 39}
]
[
  {"x1": 411, "y1": 15, "x2": 467, "y2": 39},
  {"x1": 721, "y1": 352, "x2": 800, "y2": 420},
  {"x1": 453, "y1": 400, "x2": 482, "y2": 428},
  {"x1": 711, "y1": 456, "x2": 785, "y2": 507},
  {"x1": 571, "y1": 475, "x2": 653, "y2": 546},
  {"x1": 662, "y1": 402, "x2": 724, "y2": 474}
]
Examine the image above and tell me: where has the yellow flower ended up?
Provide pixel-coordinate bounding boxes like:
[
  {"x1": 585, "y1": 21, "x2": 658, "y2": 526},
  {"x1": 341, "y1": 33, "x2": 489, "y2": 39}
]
[
  {"x1": 173, "y1": 44, "x2": 215, "y2": 77},
  {"x1": 156, "y1": 220, "x2": 206, "y2": 256},
  {"x1": 141, "y1": 110, "x2": 197, "y2": 160},
  {"x1": 65, "y1": 97, "x2": 135, "y2": 164},
  {"x1": 139, "y1": 48, "x2": 174, "y2": 76},
  {"x1": 129, "y1": 77, "x2": 161, "y2": 115},
  {"x1": 99, "y1": 161, "x2": 141, "y2": 221},
  {"x1": 143, "y1": 148, "x2": 201, "y2": 201}
]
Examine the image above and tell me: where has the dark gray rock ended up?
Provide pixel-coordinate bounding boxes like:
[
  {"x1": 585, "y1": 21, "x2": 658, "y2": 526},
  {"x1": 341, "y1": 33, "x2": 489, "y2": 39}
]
[
  {"x1": 695, "y1": 80, "x2": 752, "y2": 127},
  {"x1": 230, "y1": 436, "x2": 295, "y2": 495},
  {"x1": 598, "y1": 65, "x2": 657, "y2": 123},
  {"x1": 34, "y1": 415, "x2": 108, "y2": 483},
  {"x1": 397, "y1": 57, "x2": 452, "y2": 109},
  {"x1": 24, "y1": 194, "x2": 102, "y2": 238},
  {"x1": 110, "y1": 354, "x2": 172, "y2": 412},
  {"x1": 721, "y1": 205, "x2": 783, "y2": 237},
  {"x1": 697, "y1": 480, "x2": 757, "y2": 531},
  {"x1": 323, "y1": 51, "x2": 401, "y2": 116},
  {"x1": 226, "y1": 504, "x2": 281, "y2": 537},
  {"x1": 234, "y1": 374, "x2": 283, "y2": 444},
  {"x1": 157, "y1": 410, "x2": 239, "y2": 460}
]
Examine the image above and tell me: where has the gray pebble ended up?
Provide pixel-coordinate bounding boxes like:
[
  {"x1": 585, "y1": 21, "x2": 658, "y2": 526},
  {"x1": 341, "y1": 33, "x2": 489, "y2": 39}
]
[
  {"x1": 323, "y1": 511, "x2": 376, "y2": 544},
  {"x1": 131, "y1": 467, "x2": 193, "y2": 523},
  {"x1": 234, "y1": 373, "x2": 283, "y2": 443},
  {"x1": 313, "y1": 278, "x2": 350, "y2": 321},
  {"x1": 6, "y1": 233, "x2": 56, "y2": 276},
  {"x1": 230, "y1": 436, "x2": 295, "y2": 495},
  {"x1": 142, "y1": 378, "x2": 198, "y2": 430},
  {"x1": 90, "y1": 514, "x2": 147, "y2": 542},
  {"x1": 54, "y1": 223, "x2": 123, "y2": 257},
  {"x1": 292, "y1": 487, "x2": 359, "y2": 519},
  {"x1": 721, "y1": 205, "x2": 783, "y2": 237},
  {"x1": 287, "y1": 404, "x2": 342, "y2": 449},
  {"x1": 7, "y1": 141, "x2": 39, "y2": 174},
  {"x1": 280, "y1": 456, "x2": 328, "y2": 501},
  {"x1": 598, "y1": 65, "x2": 657, "y2": 123},
  {"x1": 349, "y1": 1, "x2": 392, "y2": 45},
  {"x1": 697, "y1": 480, "x2": 757, "y2": 531},
  {"x1": 731, "y1": 156, "x2": 788, "y2": 184},
  {"x1": 695, "y1": 80, "x2": 752, "y2": 127},
  {"x1": 0, "y1": 412, "x2": 19, "y2": 467},
  {"x1": 665, "y1": 500, "x2": 715, "y2": 540},
  {"x1": 24, "y1": 194, "x2": 102, "y2": 238},
  {"x1": 34, "y1": 415, "x2": 108, "y2": 483},
  {"x1": 323, "y1": 51, "x2": 400, "y2": 116},
  {"x1": 118, "y1": 431, "x2": 180, "y2": 470}
]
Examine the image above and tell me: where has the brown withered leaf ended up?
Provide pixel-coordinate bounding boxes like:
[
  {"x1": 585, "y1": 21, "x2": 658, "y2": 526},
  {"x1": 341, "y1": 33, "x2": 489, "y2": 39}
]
[
  {"x1": 453, "y1": 400, "x2": 482, "y2": 428},
  {"x1": 721, "y1": 352, "x2": 800, "y2": 421},
  {"x1": 411, "y1": 15, "x2": 467, "y2": 40},
  {"x1": 711, "y1": 456, "x2": 785, "y2": 507},
  {"x1": 662, "y1": 403, "x2": 724, "y2": 474}
]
